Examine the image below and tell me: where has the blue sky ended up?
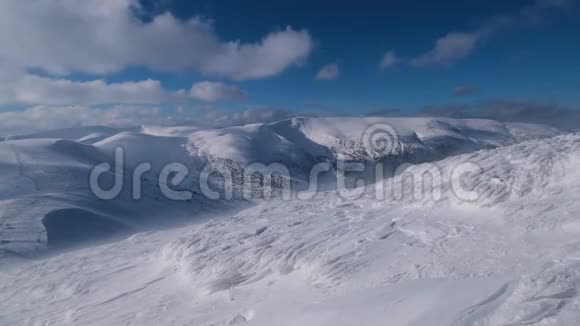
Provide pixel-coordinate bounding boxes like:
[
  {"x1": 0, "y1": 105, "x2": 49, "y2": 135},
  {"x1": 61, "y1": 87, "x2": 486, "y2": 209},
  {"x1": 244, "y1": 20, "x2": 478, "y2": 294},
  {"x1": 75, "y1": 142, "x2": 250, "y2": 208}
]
[
  {"x1": 0, "y1": 0, "x2": 578, "y2": 133},
  {"x1": 126, "y1": 0, "x2": 580, "y2": 112}
]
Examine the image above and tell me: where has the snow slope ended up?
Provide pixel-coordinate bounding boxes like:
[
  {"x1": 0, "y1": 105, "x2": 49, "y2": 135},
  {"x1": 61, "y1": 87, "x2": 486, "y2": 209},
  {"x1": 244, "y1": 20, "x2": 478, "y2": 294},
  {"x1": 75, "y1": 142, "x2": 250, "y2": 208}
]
[
  {"x1": 1, "y1": 132, "x2": 580, "y2": 325},
  {"x1": 0, "y1": 134, "x2": 232, "y2": 257},
  {"x1": 0, "y1": 117, "x2": 558, "y2": 257}
]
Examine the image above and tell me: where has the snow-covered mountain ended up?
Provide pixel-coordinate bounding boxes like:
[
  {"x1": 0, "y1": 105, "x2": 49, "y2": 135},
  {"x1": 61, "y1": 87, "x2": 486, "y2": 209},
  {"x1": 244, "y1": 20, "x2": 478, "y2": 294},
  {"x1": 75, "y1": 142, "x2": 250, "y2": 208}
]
[
  {"x1": 186, "y1": 117, "x2": 559, "y2": 193},
  {"x1": 0, "y1": 126, "x2": 130, "y2": 144},
  {"x1": 186, "y1": 117, "x2": 558, "y2": 164},
  {"x1": 0, "y1": 117, "x2": 559, "y2": 257},
  {"x1": 1, "y1": 129, "x2": 580, "y2": 325}
]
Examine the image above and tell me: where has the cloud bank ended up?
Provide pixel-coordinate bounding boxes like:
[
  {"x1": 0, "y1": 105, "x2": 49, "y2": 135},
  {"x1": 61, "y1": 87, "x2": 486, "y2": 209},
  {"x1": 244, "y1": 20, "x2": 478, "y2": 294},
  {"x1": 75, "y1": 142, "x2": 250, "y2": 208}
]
[
  {"x1": 0, "y1": 74, "x2": 185, "y2": 106},
  {"x1": 0, "y1": 0, "x2": 313, "y2": 80},
  {"x1": 0, "y1": 106, "x2": 302, "y2": 136}
]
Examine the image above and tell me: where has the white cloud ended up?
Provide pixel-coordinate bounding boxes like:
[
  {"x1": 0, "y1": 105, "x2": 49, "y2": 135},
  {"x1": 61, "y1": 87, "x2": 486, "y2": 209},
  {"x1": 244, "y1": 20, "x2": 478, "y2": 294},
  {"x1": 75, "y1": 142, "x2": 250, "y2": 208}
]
[
  {"x1": 0, "y1": 66, "x2": 254, "y2": 106},
  {"x1": 315, "y1": 64, "x2": 340, "y2": 80},
  {"x1": 0, "y1": 0, "x2": 313, "y2": 80},
  {"x1": 379, "y1": 51, "x2": 400, "y2": 69},
  {"x1": 190, "y1": 82, "x2": 246, "y2": 102},
  {"x1": 0, "y1": 74, "x2": 185, "y2": 105},
  {"x1": 410, "y1": 0, "x2": 573, "y2": 67},
  {"x1": 411, "y1": 32, "x2": 479, "y2": 67}
]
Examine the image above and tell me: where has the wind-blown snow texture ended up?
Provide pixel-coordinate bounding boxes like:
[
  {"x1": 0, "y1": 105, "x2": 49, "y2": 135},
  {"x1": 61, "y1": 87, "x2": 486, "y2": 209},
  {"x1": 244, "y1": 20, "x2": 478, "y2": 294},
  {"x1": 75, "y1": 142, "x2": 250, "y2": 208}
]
[
  {"x1": 0, "y1": 117, "x2": 575, "y2": 325},
  {"x1": 0, "y1": 117, "x2": 557, "y2": 257}
]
